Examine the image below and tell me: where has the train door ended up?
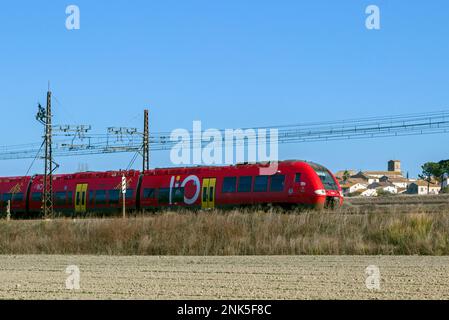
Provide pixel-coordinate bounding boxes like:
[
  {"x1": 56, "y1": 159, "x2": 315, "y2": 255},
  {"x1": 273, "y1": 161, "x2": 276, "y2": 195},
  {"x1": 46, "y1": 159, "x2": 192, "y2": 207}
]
[
  {"x1": 292, "y1": 172, "x2": 302, "y2": 196},
  {"x1": 201, "y1": 178, "x2": 216, "y2": 209},
  {"x1": 208, "y1": 178, "x2": 216, "y2": 208},
  {"x1": 75, "y1": 184, "x2": 88, "y2": 214}
]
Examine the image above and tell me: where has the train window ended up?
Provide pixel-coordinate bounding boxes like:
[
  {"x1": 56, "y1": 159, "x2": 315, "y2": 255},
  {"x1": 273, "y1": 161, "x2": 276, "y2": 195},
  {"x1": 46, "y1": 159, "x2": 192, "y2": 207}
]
[
  {"x1": 108, "y1": 190, "x2": 120, "y2": 205},
  {"x1": 89, "y1": 191, "x2": 94, "y2": 204},
  {"x1": 254, "y1": 176, "x2": 269, "y2": 192},
  {"x1": 54, "y1": 192, "x2": 66, "y2": 205},
  {"x1": 238, "y1": 176, "x2": 252, "y2": 192},
  {"x1": 315, "y1": 170, "x2": 339, "y2": 191},
  {"x1": 158, "y1": 188, "x2": 170, "y2": 203},
  {"x1": 67, "y1": 192, "x2": 73, "y2": 205},
  {"x1": 270, "y1": 175, "x2": 285, "y2": 192},
  {"x1": 2, "y1": 193, "x2": 12, "y2": 203},
  {"x1": 12, "y1": 193, "x2": 23, "y2": 202},
  {"x1": 32, "y1": 192, "x2": 42, "y2": 202},
  {"x1": 295, "y1": 173, "x2": 301, "y2": 183},
  {"x1": 126, "y1": 189, "x2": 134, "y2": 199},
  {"x1": 202, "y1": 186, "x2": 208, "y2": 202},
  {"x1": 209, "y1": 187, "x2": 214, "y2": 202},
  {"x1": 173, "y1": 188, "x2": 184, "y2": 203},
  {"x1": 95, "y1": 190, "x2": 107, "y2": 205},
  {"x1": 222, "y1": 177, "x2": 237, "y2": 193},
  {"x1": 309, "y1": 163, "x2": 339, "y2": 191},
  {"x1": 143, "y1": 188, "x2": 155, "y2": 199}
]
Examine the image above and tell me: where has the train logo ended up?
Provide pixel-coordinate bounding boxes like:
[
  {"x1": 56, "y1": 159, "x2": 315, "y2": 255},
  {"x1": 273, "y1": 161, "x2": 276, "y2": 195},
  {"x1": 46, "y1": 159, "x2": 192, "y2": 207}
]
[
  {"x1": 169, "y1": 175, "x2": 200, "y2": 205},
  {"x1": 9, "y1": 183, "x2": 23, "y2": 194}
]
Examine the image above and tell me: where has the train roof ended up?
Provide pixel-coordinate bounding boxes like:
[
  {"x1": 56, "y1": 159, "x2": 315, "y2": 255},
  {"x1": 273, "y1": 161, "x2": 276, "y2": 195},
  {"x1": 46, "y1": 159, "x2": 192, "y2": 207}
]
[
  {"x1": 0, "y1": 160, "x2": 329, "y2": 181},
  {"x1": 143, "y1": 160, "x2": 313, "y2": 175},
  {"x1": 0, "y1": 176, "x2": 31, "y2": 183},
  {"x1": 29, "y1": 170, "x2": 141, "y2": 181}
]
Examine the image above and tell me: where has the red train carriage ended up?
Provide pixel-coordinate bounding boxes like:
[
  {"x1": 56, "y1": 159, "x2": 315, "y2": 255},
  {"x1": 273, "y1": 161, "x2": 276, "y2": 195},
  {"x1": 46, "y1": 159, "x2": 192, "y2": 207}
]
[
  {"x1": 27, "y1": 170, "x2": 140, "y2": 215},
  {"x1": 0, "y1": 160, "x2": 343, "y2": 216},
  {"x1": 139, "y1": 160, "x2": 343, "y2": 210},
  {"x1": 0, "y1": 176, "x2": 31, "y2": 214}
]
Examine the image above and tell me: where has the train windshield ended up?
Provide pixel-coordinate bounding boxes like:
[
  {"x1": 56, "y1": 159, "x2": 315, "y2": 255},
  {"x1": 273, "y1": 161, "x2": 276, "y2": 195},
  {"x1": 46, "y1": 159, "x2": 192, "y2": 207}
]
[{"x1": 309, "y1": 163, "x2": 339, "y2": 191}]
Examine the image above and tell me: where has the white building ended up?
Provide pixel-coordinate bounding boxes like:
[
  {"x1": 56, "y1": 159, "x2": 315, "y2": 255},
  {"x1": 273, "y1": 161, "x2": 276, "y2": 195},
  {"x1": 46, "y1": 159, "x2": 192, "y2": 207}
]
[
  {"x1": 350, "y1": 172, "x2": 380, "y2": 184},
  {"x1": 407, "y1": 180, "x2": 441, "y2": 195},
  {"x1": 379, "y1": 176, "x2": 409, "y2": 189},
  {"x1": 361, "y1": 189, "x2": 377, "y2": 197},
  {"x1": 380, "y1": 186, "x2": 398, "y2": 194},
  {"x1": 358, "y1": 181, "x2": 398, "y2": 197},
  {"x1": 359, "y1": 184, "x2": 397, "y2": 197},
  {"x1": 341, "y1": 182, "x2": 368, "y2": 196}
]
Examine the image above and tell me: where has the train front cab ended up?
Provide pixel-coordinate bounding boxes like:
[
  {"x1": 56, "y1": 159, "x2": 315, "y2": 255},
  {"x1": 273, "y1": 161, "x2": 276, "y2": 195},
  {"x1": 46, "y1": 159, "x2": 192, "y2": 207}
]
[{"x1": 307, "y1": 162, "x2": 343, "y2": 209}]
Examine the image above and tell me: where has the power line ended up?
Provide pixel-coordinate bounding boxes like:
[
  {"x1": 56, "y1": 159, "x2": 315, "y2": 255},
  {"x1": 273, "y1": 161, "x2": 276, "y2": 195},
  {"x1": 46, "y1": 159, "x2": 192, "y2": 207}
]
[
  {"x1": 0, "y1": 110, "x2": 448, "y2": 161},
  {"x1": 24, "y1": 141, "x2": 45, "y2": 176}
]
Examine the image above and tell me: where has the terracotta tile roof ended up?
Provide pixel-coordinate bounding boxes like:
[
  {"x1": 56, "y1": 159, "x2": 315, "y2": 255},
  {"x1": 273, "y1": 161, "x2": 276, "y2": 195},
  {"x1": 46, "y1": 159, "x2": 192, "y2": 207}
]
[
  {"x1": 411, "y1": 180, "x2": 440, "y2": 187},
  {"x1": 338, "y1": 178, "x2": 367, "y2": 187},
  {"x1": 335, "y1": 170, "x2": 357, "y2": 178},
  {"x1": 363, "y1": 171, "x2": 403, "y2": 176},
  {"x1": 380, "y1": 176, "x2": 409, "y2": 183},
  {"x1": 368, "y1": 181, "x2": 395, "y2": 189}
]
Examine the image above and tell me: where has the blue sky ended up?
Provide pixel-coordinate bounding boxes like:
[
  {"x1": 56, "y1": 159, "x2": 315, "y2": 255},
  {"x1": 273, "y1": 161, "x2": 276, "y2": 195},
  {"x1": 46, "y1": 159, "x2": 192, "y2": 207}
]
[{"x1": 0, "y1": 0, "x2": 448, "y2": 177}]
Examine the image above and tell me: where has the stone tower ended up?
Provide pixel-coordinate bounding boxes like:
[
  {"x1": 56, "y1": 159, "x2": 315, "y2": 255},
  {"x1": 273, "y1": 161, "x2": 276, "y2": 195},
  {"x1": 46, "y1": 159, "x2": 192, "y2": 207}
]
[{"x1": 388, "y1": 160, "x2": 401, "y2": 172}]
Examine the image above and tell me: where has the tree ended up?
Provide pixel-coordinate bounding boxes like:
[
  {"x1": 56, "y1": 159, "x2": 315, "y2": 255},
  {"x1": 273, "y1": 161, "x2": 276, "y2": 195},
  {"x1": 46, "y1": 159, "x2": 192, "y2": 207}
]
[
  {"x1": 438, "y1": 159, "x2": 449, "y2": 190},
  {"x1": 418, "y1": 162, "x2": 442, "y2": 194},
  {"x1": 377, "y1": 188, "x2": 393, "y2": 197},
  {"x1": 342, "y1": 170, "x2": 351, "y2": 183}
]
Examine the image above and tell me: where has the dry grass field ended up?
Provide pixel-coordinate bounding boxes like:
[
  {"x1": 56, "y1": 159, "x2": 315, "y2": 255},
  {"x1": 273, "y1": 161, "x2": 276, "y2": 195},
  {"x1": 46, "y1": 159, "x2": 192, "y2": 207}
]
[
  {"x1": 344, "y1": 194, "x2": 449, "y2": 207},
  {"x1": 1, "y1": 255, "x2": 448, "y2": 299},
  {"x1": 1, "y1": 206, "x2": 449, "y2": 255}
]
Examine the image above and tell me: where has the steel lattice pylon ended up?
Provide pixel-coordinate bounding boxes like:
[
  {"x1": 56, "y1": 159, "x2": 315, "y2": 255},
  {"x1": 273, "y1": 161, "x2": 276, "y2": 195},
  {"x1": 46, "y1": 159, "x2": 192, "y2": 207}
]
[
  {"x1": 143, "y1": 109, "x2": 150, "y2": 171},
  {"x1": 39, "y1": 91, "x2": 54, "y2": 218}
]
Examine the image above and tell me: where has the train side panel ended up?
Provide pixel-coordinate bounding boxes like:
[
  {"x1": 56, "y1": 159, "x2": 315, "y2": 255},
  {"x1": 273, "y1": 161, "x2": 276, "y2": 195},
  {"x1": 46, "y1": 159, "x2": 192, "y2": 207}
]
[
  {"x1": 28, "y1": 171, "x2": 140, "y2": 215},
  {"x1": 0, "y1": 176, "x2": 31, "y2": 215},
  {"x1": 139, "y1": 161, "x2": 343, "y2": 211},
  {"x1": 0, "y1": 160, "x2": 342, "y2": 216}
]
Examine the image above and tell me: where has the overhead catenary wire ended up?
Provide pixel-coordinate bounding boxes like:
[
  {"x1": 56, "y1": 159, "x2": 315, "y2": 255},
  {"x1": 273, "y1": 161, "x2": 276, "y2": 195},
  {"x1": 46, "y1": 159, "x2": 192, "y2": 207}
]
[
  {"x1": 126, "y1": 150, "x2": 140, "y2": 171},
  {"x1": 0, "y1": 110, "x2": 448, "y2": 160},
  {"x1": 24, "y1": 141, "x2": 45, "y2": 176}
]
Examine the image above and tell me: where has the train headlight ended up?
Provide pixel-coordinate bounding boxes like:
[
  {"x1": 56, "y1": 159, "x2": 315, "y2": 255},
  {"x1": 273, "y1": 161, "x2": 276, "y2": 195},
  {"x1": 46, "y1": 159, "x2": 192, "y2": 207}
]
[{"x1": 314, "y1": 189, "x2": 326, "y2": 196}]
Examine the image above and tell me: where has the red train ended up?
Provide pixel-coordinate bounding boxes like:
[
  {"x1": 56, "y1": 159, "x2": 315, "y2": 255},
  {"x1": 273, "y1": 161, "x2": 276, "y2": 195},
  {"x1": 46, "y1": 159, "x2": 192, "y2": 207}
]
[{"x1": 0, "y1": 160, "x2": 343, "y2": 216}]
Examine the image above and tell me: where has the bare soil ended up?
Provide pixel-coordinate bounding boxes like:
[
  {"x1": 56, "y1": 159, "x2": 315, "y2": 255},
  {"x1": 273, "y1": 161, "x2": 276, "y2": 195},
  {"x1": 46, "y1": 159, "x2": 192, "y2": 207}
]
[{"x1": 1, "y1": 255, "x2": 448, "y2": 299}]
